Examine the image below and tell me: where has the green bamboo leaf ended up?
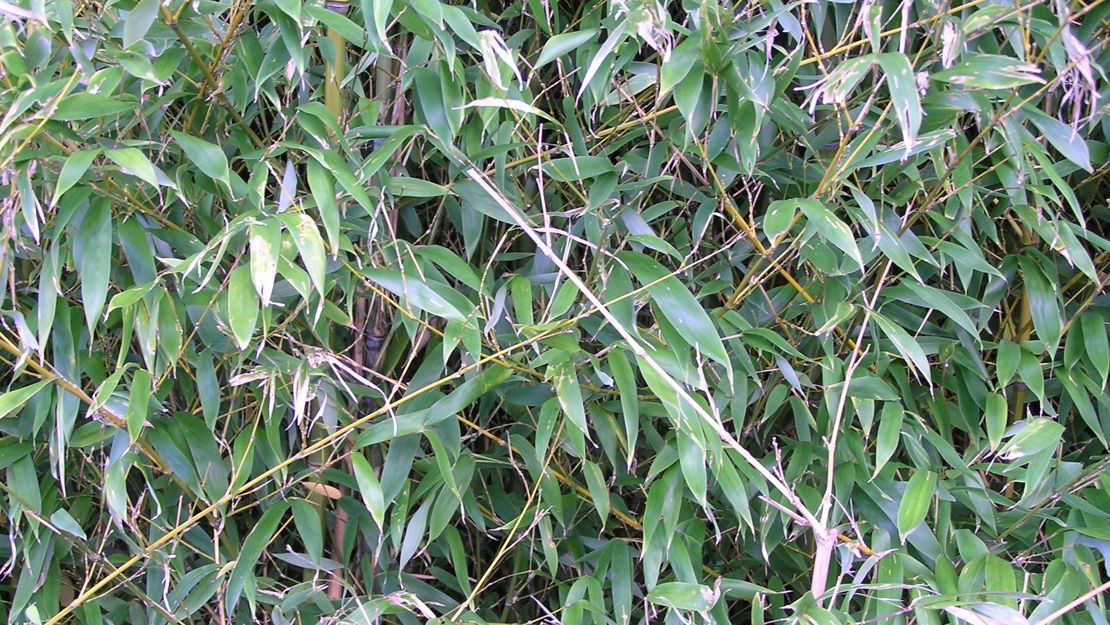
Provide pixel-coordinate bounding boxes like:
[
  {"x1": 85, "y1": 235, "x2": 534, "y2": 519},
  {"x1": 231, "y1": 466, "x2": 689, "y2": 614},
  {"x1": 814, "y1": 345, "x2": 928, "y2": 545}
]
[
  {"x1": 577, "y1": 21, "x2": 627, "y2": 100},
  {"x1": 673, "y1": 61, "x2": 705, "y2": 131},
  {"x1": 171, "y1": 131, "x2": 231, "y2": 188},
  {"x1": 249, "y1": 219, "x2": 281, "y2": 306},
  {"x1": 887, "y1": 281, "x2": 981, "y2": 338},
  {"x1": 355, "y1": 366, "x2": 511, "y2": 447},
  {"x1": 876, "y1": 53, "x2": 921, "y2": 149},
  {"x1": 985, "y1": 393, "x2": 1006, "y2": 451},
  {"x1": 715, "y1": 455, "x2": 753, "y2": 530},
  {"x1": 612, "y1": 542, "x2": 634, "y2": 625},
  {"x1": 932, "y1": 54, "x2": 1044, "y2": 89},
  {"x1": 999, "y1": 418, "x2": 1064, "y2": 460},
  {"x1": 53, "y1": 93, "x2": 137, "y2": 120},
  {"x1": 352, "y1": 451, "x2": 386, "y2": 528},
  {"x1": 646, "y1": 582, "x2": 718, "y2": 612},
  {"x1": 897, "y1": 470, "x2": 936, "y2": 542},
  {"x1": 157, "y1": 289, "x2": 182, "y2": 365},
  {"x1": 305, "y1": 4, "x2": 365, "y2": 45},
  {"x1": 117, "y1": 217, "x2": 156, "y2": 284},
  {"x1": 677, "y1": 427, "x2": 707, "y2": 506},
  {"x1": 618, "y1": 251, "x2": 732, "y2": 381},
  {"x1": 107, "y1": 281, "x2": 155, "y2": 313},
  {"x1": 540, "y1": 156, "x2": 614, "y2": 182},
  {"x1": 363, "y1": 268, "x2": 468, "y2": 320},
  {"x1": 9, "y1": 456, "x2": 41, "y2": 515},
  {"x1": 126, "y1": 369, "x2": 152, "y2": 442},
  {"x1": 1025, "y1": 109, "x2": 1092, "y2": 172},
  {"x1": 1018, "y1": 349, "x2": 1044, "y2": 403},
  {"x1": 581, "y1": 459, "x2": 610, "y2": 522},
  {"x1": 78, "y1": 199, "x2": 113, "y2": 334},
  {"x1": 277, "y1": 212, "x2": 327, "y2": 294},
  {"x1": 399, "y1": 499, "x2": 431, "y2": 570},
  {"x1": 295, "y1": 145, "x2": 376, "y2": 214},
  {"x1": 122, "y1": 0, "x2": 159, "y2": 48},
  {"x1": 104, "y1": 148, "x2": 162, "y2": 187},
  {"x1": 362, "y1": 126, "x2": 419, "y2": 180},
  {"x1": 305, "y1": 161, "x2": 339, "y2": 253},
  {"x1": 104, "y1": 458, "x2": 130, "y2": 525},
  {"x1": 386, "y1": 176, "x2": 449, "y2": 197},
  {"x1": 763, "y1": 200, "x2": 796, "y2": 241},
  {"x1": 50, "y1": 509, "x2": 87, "y2": 540},
  {"x1": 36, "y1": 246, "x2": 59, "y2": 352},
  {"x1": 608, "y1": 349, "x2": 640, "y2": 466},
  {"x1": 872, "y1": 311, "x2": 932, "y2": 385},
  {"x1": 288, "y1": 501, "x2": 324, "y2": 563},
  {"x1": 797, "y1": 199, "x2": 863, "y2": 270},
  {"x1": 51, "y1": 149, "x2": 99, "y2": 205},
  {"x1": 996, "y1": 340, "x2": 1020, "y2": 388},
  {"x1": 553, "y1": 360, "x2": 589, "y2": 446},
  {"x1": 194, "y1": 349, "x2": 220, "y2": 429},
  {"x1": 873, "y1": 403, "x2": 903, "y2": 477},
  {"x1": 660, "y1": 36, "x2": 700, "y2": 95},
  {"x1": 459, "y1": 97, "x2": 556, "y2": 122},
  {"x1": 361, "y1": 0, "x2": 393, "y2": 51},
  {"x1": 1080, "y1": 313, "x2": 1108, "y2": 389},
  {"x1": 225, "y1": 502, "x2": 289, "y2": 612},
  {"x1": 535, "y1": 29, "x2": 598, "y2": 68},
  {"x1": 228, "y1": 265, "x2": 260, "y2": 350},
  {"x1": 408, "y1": 0, "x2": 443, "y2": 27},
  {"x1": 1017, "y1": 256, "x2": 1062, "y2": 350},
  {"x1": 0, "y1": 380, "x2": 52, "y2": 419}
]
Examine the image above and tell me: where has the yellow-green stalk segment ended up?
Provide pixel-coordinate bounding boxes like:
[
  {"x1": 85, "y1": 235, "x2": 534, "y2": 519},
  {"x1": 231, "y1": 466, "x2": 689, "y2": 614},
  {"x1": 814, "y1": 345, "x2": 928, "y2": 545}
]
[{"x1": 310, "y1": 0, "x2": 351, "y2": 591}]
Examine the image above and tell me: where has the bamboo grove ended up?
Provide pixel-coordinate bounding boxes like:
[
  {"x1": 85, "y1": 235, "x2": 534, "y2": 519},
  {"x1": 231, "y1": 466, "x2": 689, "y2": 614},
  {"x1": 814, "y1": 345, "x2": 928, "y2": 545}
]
[{"x1": 0, "y1": 0, "x2": 1108, "y2": 623}]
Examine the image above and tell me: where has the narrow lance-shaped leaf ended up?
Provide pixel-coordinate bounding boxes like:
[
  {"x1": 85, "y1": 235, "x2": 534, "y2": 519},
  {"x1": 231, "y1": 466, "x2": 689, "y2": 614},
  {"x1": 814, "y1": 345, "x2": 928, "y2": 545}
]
[
  {"x1": 278, "y1": 212, "x2": 328, "y2": 294},
  {"x1": 608, "y1": 349, "x2": 640, "y2": 466},
  {"x1": 536, "y1": 29, "x2": 598, "y2": 68},
  {"x1": 798, "y1": 199, "x2": 864, "y2": 271},
  {"x1": 122, "y1": 0, "x2": 159, "y2": 48},
  {"x1": 553, "y1": 360, "x2": 590, "y2": 444},
  {"x1": 873, "y1": 403, "x2": 903, "y2": 477},
  {"x1": 225, "y1": 502, "x2": 290, "y2": 612},
  {"x1": 872, "y1": 311, "x2": 932, "y2": 386},
  {"x1": 763, "y1": 200, "x2": 796, "y2": 241},
  {"x1": 228, "y1": 265, "x2": 260, "y2": 350},
  {"x1": 999, "y1": 418, "x2": 1064, "y2": 461},
  {"x1": 104, "y1": 148, "x2": 161, "y2": 187},
  {"x1": 1080, "y1": 313, "x2": 1108, "y2": 390},
  {"x1": 126, "y1": 369, "x2": 152, "y2": 442},
  {"x1": 876, "y1": 53, "x2": 921, "y2": 151},
  {"x1": 78, "y1": 199, "x2": 113, "y2": 335},
  {"x1": 1017, "y1": 255, "x2": 1062, "y2": 350},
  {"x1": 172, "y1": 131, "x2": 231, "y2": 188},
  {"x1": 581, "y1": 459, "x2": 610, "y2": 523},
  {"x1": 985, "y1": 393, "x2": 1007, "y2": 451},
  {"x1": 932, "y1": 54, "x2": 1044, "y2": 89},
  {"x1": 51, "y1": 149, "x2": 99, "y2": 206},
  {"x1": 249, "y1": 219, "x2": 281, "y2": 306},
  {"x1": 0, "y1": 380, "x2": 52, "y2": 419},
  {"x1": 352, "y1": 451, "x2": 386, "y2": 528},
  {"x1": 305, "y1": 160, "x2": 340, "y2": 254},
  {"x1": 618, "y1": 251, "x2": 732, "y2": 381},
  {"x1": 646, "y1": 582, "x2": 719, "y2": 612},
  {"x1": 898, "y1": 470, "x2": 937, "y2": 541}
]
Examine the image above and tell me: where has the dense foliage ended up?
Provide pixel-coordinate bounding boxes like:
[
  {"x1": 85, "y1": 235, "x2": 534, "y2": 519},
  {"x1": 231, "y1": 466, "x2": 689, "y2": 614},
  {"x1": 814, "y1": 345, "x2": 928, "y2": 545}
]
[{"x1": 0, "y1": 0, "x2": 1108, "y2": 623}]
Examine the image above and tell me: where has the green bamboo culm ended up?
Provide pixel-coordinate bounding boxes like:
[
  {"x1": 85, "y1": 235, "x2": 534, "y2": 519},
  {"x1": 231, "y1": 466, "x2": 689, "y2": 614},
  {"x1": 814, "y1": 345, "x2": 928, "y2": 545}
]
[
  {"x1": 323, "y1": 1, "x2": 350, "y2": 123},
  {"x1": 306, "y1": 0, "x2": 351, "y2": 591}
]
